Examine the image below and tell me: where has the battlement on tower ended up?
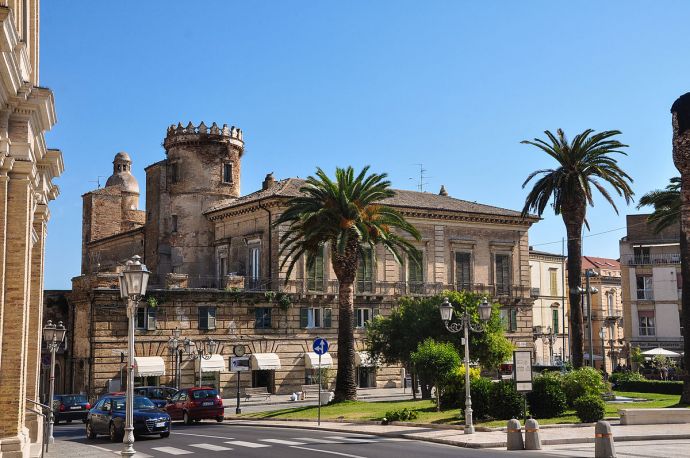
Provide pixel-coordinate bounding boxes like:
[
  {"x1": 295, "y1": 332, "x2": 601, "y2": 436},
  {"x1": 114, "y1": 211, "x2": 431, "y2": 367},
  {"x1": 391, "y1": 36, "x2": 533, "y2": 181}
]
[{"x1": 163, "y1": 121, "x2": 244, "y2": 151}]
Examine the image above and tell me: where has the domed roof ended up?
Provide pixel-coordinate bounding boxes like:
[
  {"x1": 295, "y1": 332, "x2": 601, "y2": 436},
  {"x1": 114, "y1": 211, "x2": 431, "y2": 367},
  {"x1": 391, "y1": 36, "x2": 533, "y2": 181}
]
[{"x1": 105, "y1": 152, "x2": 139, "y2": 194}]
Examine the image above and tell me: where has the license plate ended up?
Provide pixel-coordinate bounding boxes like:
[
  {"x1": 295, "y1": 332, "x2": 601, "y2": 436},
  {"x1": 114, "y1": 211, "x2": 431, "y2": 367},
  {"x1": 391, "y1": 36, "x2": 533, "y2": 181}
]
[
  {"x1": 202, "y1": 401, "x2": 213, "y2": 406},
  {"x1": 155, "y1": 421, "x2": 166, "y2": 428},
  {"x1": 70, "y1": 406, "x2": 81, "y2": 410}
]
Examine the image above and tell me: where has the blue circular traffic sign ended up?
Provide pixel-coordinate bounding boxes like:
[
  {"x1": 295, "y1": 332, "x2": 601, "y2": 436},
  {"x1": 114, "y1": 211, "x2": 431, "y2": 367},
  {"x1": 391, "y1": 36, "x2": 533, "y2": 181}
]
[{"x1": 313, "y1": 337, "x2": 329, "y2": 355}]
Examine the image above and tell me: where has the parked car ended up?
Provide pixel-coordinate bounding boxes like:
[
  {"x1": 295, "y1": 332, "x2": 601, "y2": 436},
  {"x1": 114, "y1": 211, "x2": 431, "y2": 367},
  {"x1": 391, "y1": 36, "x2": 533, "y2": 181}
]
[
  {"x1": 134, "y1": 386, "x2": 178, "y2": 409},
  {"x1": 166, "y1": 387, "x2": 224, "y2": 425},
  {"x1": 54, "y1": 394, "x2": 91, "y2": 424},
  {"x1": 86, "y1": 395, "x2": 171, "y2": 441}
]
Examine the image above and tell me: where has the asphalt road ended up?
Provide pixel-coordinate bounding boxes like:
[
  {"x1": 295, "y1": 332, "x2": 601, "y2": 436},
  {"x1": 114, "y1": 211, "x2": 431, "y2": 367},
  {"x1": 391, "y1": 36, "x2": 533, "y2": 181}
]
[{"x1": 52, "y1": 421, "x2": 559, "y2": 458}]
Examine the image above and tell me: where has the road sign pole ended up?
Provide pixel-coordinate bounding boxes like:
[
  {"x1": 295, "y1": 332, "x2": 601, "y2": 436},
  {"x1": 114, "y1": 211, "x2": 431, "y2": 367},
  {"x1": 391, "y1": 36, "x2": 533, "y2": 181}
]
[
  {"x1": 236, "y1": 370, "x2": 241, "y2": 414},
  {"x1": 318, "y1": 353, "x2": 322, "y2": 426}
]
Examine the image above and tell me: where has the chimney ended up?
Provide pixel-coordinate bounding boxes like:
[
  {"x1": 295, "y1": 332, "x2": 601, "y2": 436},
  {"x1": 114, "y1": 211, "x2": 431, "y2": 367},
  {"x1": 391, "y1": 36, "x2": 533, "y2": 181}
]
[
  {"x1": 439, "y1": 185, "x2": 448, "y2": 196},
  {"x1": 262, "y1": 172, "x2": 276, "y2": 190}
]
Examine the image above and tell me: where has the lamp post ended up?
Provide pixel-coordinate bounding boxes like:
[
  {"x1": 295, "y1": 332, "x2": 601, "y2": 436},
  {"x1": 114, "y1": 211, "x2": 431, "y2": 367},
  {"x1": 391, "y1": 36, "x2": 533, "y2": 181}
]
[
  {"x1": 118, "y1": 255, "x2": 150, "y2": 457},
  {"x1": 439, "y1": 297, "x2": 492, "y2": 434},
  {"x1": 167, "y1": 328, "x2": 182, "y2": 389},
  {"x1": 233, "y1": 345, "x2": 246, "y2": 414},
  {"x1": 599, "y1": 327, "x2": 607, "y2": 373},
  {"x1": 43, "y1": 320, "x2": 67, "y2": 446},
  {"x1": 184, "y1": 337, "x2": 217, "y2": 386}
]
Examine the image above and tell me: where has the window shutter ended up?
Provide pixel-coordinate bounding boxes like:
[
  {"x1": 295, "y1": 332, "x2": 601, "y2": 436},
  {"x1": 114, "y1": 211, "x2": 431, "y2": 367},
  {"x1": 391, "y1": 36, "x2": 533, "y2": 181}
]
[
  {"x1": 147, "y1": 307, "x2": 157, "y2": 331},
  {"x1": 199, "y1": 307, "x2": 208, "y2": 330},
  {"x1": 300, "y1": 307, "x2": 308, "y2": 328},
  {"x1": 510, "y1": 308, "x2": 518, "y2": 332},
  {"x1": 323, "y1": 308, "x2": 332, "y2": 328},
  {"x1": 208, "y1": 307, "x2": 216, "y2": 329},
  {"x1": 136, "y1": 307, "x2": 145, "y2": 329}
]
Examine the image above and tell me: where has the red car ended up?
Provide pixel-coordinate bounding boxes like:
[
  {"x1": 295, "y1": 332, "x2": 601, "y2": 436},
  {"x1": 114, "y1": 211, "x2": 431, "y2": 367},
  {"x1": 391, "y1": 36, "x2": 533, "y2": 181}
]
[{"x1": 166, "y1": 387, "x2": 224, "y2": 425}]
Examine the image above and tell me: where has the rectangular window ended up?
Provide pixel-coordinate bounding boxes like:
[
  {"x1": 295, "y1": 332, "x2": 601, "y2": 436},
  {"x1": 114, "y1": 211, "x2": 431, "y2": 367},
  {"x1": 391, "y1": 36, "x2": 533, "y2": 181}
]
[
  {"x1": 677, "y1": 271, "x2": 683, "y2": 300},
  {"x1": 636, "y1": 275, "x2": 653, "y2": 300},
  {"x1": 408, "y1": 257, "x2": 423, "y2": 294},
  {"x1": 248, "y1": 246, "x2": 260, "y2": 289},
  {"x1": 300, "y1": 307, "x2": 332, "y2": 329},
  {"x1": 495, "y1": 254, "x2": 511, "y2": 295},
  {"x1": 356, "y1": 247, "x2": 373, "y2": 293},
  {"x1": 500, "y1": 308, "x2": 518, "y2": 332},
  {"x1": 307, "y1": 246, "x2": 325, "y2": 292},
  {"x1": 634, "y1": 247, "x2": 650, "y2": 264},
  {"x1": 356, "y1": 308, "x2": 372, "y2": 328},
  {"x1": 198, "y1": 306, "x2": 216, "y2": 330},
  {"x1": 170, "y1": 162, "x2": 180, "y2": 183},
  {"x1": 255, "y1": 307, "x2": 272, "y2": 329},
  {"x1": 549, "y1": 269, "x2": 558, "y2": 296},
  {"x1": 638, "y1": 311, "x2": 655, "y2": 336},
  {"x1": 135, "y1": 307, "x2": 157, "y2": 331},
  {"x1": 455, "y1": 252, "x2": 472, "y2": 291},
  {"x1": 223, "y1": 163, "x2": 233, "y2": 183},
  {"x1": 171, "y1": 215, "x2": 178, "y2": 233},
  {"x1": 552, "y1": 308, "x2": 559, "y2": 334}
]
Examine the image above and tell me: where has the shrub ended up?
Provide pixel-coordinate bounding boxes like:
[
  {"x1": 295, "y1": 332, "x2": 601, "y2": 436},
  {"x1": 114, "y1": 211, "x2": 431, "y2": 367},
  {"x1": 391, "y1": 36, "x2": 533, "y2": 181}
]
[
  {"x1": 439, "y1": 365, "x2": 481, "y2": 409},
  {"x1": 411, "y1": 339, "x2": 461, "y2": 401},
  {"x1": 383, "y1": 408, "x2": 419, "y2": 423},
  {"x1": 573, "y1": 395, "x2": 606, "y2": 423},
  {"x1": 527, "y1": 372, "x2": 567, "y2": 419},
  {"x1": 609, "y1": 371, "x2": 645, "y2": 386},
  {"x1": 562, "y1": 368, "x2": 606, "y2": 407},
  {"x1": 616, "y1": 379, "x2": 683, "y2": 395},
  {"x1": 488, "y1": 380, "x2": 524, "y2": 420}
]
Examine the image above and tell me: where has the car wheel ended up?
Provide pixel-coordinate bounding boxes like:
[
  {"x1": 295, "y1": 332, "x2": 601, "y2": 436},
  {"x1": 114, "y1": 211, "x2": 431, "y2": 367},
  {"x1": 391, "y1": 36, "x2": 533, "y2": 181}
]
[
  {"x1": 86, "y1": 421, "x2": 96, "y2": 440},
  {"x1": 183, "y1": 412, "x2": 193, "y2": 426},
  {"x1": 109, "y1": 423, "x2": 121, "y2": 442},
  {"x1": 216, "y1": 416, "x2": 224, "y2": 423},
  {"x1": 160, "y1": 432, "x2": 170, "y2": 438},
  {"x1": 66, "y1": 419, "x2": 72, "y2": 424}
]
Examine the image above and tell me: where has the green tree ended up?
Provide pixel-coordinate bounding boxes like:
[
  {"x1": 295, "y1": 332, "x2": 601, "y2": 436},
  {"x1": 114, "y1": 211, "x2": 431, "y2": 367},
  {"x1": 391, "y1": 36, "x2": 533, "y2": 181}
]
[
  {"x1": 411, "y1": 339, "x2": 460, "y2": 410},
  {"x1": 366, "y1": 291, "x2": 513, "y2": 396},
  {"x1": 274, "y1": 166, "x2": 421, "y2": 401},
  {"x1": 637, "y1": 177, "x2": 680, "y2": 232},
  {"x1": 521, "y1": 129, "x2": 634, "y2": 368},
  {"x1": 630, "y1": 346, "x2": 645, "y2": 373}
]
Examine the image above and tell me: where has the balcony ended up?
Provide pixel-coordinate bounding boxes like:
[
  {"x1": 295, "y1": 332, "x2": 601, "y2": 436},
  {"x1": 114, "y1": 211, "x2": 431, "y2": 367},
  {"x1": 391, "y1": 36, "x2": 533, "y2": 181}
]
[
  {"x1": 622, "y1": 253, "x2": 681, "y2": 266},
  {"x1": 636, "y1": 289, "x2": 654, "y2": 301}
]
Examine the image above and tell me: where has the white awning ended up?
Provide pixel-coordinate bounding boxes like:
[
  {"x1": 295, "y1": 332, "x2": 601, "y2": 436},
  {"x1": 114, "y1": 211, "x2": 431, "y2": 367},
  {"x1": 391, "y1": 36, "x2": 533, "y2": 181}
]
[
  {"x1": 304, "y1": 352, "x2": 333, "y2": 369},
  {"x1": 355, "y1": 352, "x2": 375, "y2": 367},
  {"x1": 134, "y1": 356, "x2": 165, "y2": 377},
  {"x1": 196, "y1": 354, "x2": 225, "y2": 373},
  {"x1": 250, "y1": 353, "x2": 281, "y2": 370}
]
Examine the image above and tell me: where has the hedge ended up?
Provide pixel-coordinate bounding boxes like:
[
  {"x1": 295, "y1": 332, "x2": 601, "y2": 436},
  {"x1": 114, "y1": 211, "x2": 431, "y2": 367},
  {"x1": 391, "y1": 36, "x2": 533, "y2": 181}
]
[{"x1": 616, "y1": 379, "x2": 683, "y2": 395}]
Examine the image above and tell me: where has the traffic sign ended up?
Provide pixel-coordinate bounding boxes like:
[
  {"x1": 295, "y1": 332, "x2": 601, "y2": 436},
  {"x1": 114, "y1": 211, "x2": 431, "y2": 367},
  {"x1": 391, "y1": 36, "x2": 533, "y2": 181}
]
[
  {"x1": 230, "y1": 356, "x2": 250, "y2": 372},
  {"x1": 313, "y1": 337, "x2": 329, "y2": 355}
]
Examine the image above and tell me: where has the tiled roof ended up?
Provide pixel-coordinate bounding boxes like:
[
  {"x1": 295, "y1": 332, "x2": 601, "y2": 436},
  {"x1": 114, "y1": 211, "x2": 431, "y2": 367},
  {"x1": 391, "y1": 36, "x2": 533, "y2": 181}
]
[
  {"x1": 205, "y1": 178, "x2": 529, "y2": 218},
  {"x1": 581, "y1": 256, "x2": 620, "y2": 270}
]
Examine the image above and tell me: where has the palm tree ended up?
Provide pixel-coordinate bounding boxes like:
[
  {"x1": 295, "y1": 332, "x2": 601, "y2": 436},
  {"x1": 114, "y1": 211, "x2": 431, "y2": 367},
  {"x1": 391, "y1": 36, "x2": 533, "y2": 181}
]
[
  {"x1": 275, "y1": 166, "x2": 421, "y2": 401},
  {"x1": 521, "y1": 129, "x2": 634, "y2": 368},
  {"x1": 637, "y1": 177, "x2": 680, "y2": 232}
]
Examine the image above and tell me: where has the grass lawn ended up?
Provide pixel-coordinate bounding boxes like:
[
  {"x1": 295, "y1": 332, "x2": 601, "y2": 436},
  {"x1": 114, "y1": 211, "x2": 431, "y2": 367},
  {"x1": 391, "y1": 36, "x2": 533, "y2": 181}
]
[{"x1": 242, "y1": 391, "x2": 686, "y2": 427}]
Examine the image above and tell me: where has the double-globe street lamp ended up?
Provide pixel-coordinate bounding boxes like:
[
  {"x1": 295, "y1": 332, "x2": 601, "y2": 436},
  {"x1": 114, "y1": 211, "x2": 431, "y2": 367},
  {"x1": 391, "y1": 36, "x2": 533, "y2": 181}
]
[
  {"x1": 168, "y1": 328, "x2": 183, "y2": 390},
  {"x1": 574, "y1": 269, "x2": 599, "y2": 368},
  {"x1": 118, "y1": 255, "x2": 150, "y2": 457},
  {"x1": 439, "y1": 297, "x2": 492, "y2": 434},
  {"x1": 184, "y1": 337, "x2": 217, "y2": 386},
  {"x1": 43, "y1": 320, "x2": 67, "y2": 445}
]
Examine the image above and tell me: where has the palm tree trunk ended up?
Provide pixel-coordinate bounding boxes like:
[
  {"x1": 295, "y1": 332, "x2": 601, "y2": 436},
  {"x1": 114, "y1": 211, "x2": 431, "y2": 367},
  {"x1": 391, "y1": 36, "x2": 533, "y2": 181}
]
[
  {"x1": 334, "y1": 280, "x2": 357, "y2": 401},
  {"x1": 564, "y1": 214, "x2": 585, "y2": 368}
]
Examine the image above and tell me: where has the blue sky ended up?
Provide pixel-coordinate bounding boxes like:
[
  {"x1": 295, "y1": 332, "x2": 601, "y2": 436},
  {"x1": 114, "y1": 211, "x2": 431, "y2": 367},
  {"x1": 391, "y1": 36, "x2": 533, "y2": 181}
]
[{"x1": 41, "y1": 1, "x2": 685, "y2": 289}]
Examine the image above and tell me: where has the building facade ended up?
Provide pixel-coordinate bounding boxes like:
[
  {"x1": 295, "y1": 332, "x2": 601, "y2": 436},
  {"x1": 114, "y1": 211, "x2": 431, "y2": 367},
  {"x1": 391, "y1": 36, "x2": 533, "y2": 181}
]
[
  {"x1": 69, "y1": 122, "x2": 537, "y2": 399},
  {"x1": 529, "y1": 248, "x2": 568, "y2": 365},
  {"x1": 0, "y1": 2, "x2": 64, "y2": 457},
  {"x1": 620, "y1": 214, "x2": 683, "y2": 356}
]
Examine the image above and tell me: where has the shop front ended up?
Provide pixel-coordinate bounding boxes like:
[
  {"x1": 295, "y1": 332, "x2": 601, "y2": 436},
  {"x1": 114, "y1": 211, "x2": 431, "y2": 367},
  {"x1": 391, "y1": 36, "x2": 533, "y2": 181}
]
[
  {"x1": 249, "y1": 353, "x2": 281, "y2": 393},
  {"x1": 133, "y1": 356, "x2": 166, "y2": 387},
  {"x1": 196, "y1": 354, "x2": 225, "y2": 389}
]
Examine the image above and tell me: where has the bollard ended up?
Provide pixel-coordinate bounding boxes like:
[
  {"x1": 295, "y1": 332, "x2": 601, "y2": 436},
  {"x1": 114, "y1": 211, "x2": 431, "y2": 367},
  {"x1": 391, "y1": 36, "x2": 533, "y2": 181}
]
[
  {"x1": 506, "y1": 418, "x2": 524, "y2": 450},
  {"x1": 524, "y1": 418, "x2": 541, "y2": 450},
  {"x1": 594, "y1": 420, "x2": 616, "y2": 458}
]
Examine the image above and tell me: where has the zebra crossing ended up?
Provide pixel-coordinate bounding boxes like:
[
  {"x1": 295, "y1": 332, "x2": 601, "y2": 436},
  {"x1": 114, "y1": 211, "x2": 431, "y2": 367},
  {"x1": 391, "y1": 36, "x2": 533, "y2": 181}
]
[{"x1": 141, "y1": 434, "x2": 404, "y2": 456}]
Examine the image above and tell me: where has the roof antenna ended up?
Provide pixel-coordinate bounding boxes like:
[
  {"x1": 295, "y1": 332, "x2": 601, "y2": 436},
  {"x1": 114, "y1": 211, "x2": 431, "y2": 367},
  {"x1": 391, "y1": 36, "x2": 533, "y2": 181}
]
[
  {"x1": 408, "y1": 164, "x2": 429, "y2": 192},
  {"x1": 89, "y1": 176, "x2": 106, "y2": 189}
]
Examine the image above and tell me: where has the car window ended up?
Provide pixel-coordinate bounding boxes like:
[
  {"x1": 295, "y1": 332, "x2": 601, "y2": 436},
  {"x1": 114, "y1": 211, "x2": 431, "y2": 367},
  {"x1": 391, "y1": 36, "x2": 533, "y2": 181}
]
[
  {"x1": 111, "y1": 397, "x2": 156, "y2": 411},
  {"x1": 191, "y1": 389, "x2": 218, "y2": 399},
  {"x1": 164, "y1": 388, "x2": 177, "y2": 397},
  {"x1": 59, "y1": 395, "x2": 87, "y2": 404},
  {"x1": 93, "y1": 399, "x2": 104, "y2": 410},
  {"x1": 102, "y1": 400, "x2": 111, "y2": 411},
  {"x1": 135, "y1": 389, "x2": 146, "y2": 396},
  {"x1": 170, "y1": 392, "x2": 180, "y2": 402}
]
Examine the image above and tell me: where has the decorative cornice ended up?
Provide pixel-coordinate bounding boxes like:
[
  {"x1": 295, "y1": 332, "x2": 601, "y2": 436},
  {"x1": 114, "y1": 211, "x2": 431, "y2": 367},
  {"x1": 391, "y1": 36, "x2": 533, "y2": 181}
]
[{"x1": 163, "y1": 121, "x2": 244, "y2": 152}]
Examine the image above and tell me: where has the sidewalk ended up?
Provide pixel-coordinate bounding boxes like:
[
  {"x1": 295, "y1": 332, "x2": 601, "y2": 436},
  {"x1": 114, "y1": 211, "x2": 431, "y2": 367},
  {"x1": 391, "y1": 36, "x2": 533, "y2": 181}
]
[{"x1": 222, "y1": 418, "x2": 690, "y2": 449}]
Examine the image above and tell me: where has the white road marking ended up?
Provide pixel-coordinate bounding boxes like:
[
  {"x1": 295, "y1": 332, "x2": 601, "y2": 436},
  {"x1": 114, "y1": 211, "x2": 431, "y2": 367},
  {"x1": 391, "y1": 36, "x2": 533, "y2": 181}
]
[
  {"x1": 150, "y1": 446, "x2": 194, "y2": 455},
  {"x1": 225, "y1": 440, "x2": 271, "y2": 448},
  {"x1": 324, "y1": 435, "x2": 375, "y2": 443},
  {"x1": 291, "y1": 437, "x2": 340, "y2": 444},
  {"x1": 172, "y1": 431, "x2": 235, "y2": 440},
  {"x1": 189, "y1": 443, "x2": 233, "y2": 451},
  {"x1": 290, "y1": 445, "x2": 368, "y2": 458},
  {"x1": 261, "y1": 438, "x2": 307, "y2": 445}
]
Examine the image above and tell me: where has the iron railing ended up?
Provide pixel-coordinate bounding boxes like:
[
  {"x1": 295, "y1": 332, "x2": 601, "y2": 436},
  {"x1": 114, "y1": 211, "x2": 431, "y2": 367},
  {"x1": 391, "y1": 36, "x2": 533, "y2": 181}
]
[{"x1": 622, "y1": 253, "x2": 681, "y2": 266}]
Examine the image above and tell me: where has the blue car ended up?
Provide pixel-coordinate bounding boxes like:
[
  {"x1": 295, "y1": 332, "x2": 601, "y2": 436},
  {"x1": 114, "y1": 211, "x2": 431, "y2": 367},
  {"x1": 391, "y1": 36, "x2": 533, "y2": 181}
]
[{"x1": 86, "y1": 395, "x2": 171, "y2": 441}]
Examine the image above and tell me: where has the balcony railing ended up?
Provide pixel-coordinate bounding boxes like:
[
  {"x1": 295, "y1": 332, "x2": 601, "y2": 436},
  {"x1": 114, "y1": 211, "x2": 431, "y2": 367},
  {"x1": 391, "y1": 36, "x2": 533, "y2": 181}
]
[
  {"x1": 636, "y1": 289, "x2": 654, "y2": 301},
  {"x1": 622, "y1": 253, "x2": 681, "y2": 266}
]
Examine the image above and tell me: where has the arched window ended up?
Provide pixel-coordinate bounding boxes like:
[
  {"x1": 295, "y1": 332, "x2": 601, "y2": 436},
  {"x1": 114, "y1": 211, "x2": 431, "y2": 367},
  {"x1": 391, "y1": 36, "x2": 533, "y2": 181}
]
[{"x1": 607, "y1": 291, "x2": 614, "y2": 316}]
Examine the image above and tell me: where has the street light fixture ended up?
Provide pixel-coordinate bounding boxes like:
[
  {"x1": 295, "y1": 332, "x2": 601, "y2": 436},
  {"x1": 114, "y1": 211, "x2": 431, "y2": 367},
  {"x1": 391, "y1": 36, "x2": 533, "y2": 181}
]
[
  {"x1": 184, "y1": 337, "x2": 217, "y2": 386},
  {"x1": 439, "y1": 296, "x2": 491, "y2": 434},
  {"x1": 168, "y1": 328, "x2": 183, "y2": 390},
  {"x1": 43, "y1": 320, "x2": 66, "y2": 445},
  {"x1": 118, "y1": 255, "x2": 150, "y2": 457},
  {"x1": 599, "y1": 327, "x2": 607, "y2": 373}
]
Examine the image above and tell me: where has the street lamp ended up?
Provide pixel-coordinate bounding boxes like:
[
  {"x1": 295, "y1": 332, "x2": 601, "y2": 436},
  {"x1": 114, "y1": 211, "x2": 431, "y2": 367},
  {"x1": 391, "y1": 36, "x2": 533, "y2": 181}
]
[
  {"x1": 533, "y1": 326, "x2": 557, "y2": 365},
  {"x1": 43, "y1": 320, "x2": 66, "y2": 445},
  {"x1": 599, "y1": 327, "x2": 607, "y2": 373},
  {"x1": 439, "y1": 296, "x2": 491, "y2": 434},
  {"x1": 118, "y1": 255, "x2": 150, "y2": 457},
  {"x1": 184, "y1": 337, "x2": 217, "y2": 386},
  {"x1": 576, "y1": 270, "x2": 599, "y2": 368},
  {"x1": 167, "y1": 328, "x2": 183, "y2": 389}
]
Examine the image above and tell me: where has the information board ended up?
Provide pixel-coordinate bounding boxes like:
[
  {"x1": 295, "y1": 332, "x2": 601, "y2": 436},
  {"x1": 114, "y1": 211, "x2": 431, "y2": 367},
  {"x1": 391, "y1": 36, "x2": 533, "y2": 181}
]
[{"x1": 513, "y1": 350, "x2": 533, "y2": 392}]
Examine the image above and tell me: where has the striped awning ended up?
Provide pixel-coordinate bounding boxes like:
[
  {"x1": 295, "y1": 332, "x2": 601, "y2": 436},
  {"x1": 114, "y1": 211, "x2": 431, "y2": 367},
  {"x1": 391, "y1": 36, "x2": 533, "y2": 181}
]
[
  {"x1": 250, "y1": 353, "x2": 281, "y2": 370},
  {"x1": 196, "y1": 354, "x2": 225, "y2": 373},
  {"x1": 304, "y1": 352, "x2": 333, "y2": 369}
]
